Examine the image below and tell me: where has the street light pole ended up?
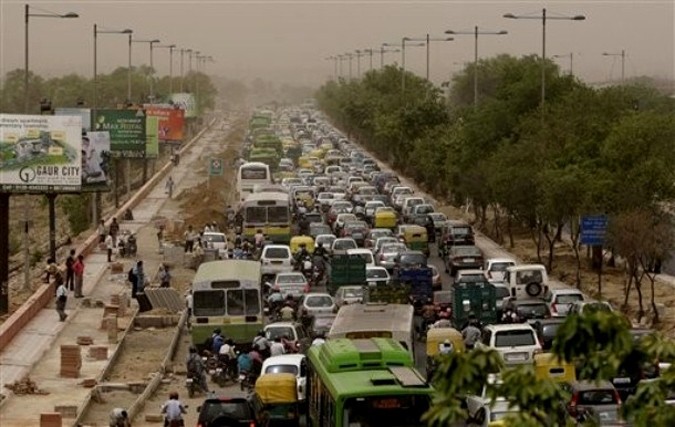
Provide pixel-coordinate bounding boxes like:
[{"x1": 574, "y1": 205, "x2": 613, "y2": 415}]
[
  {"x1": 157, "y1": 44, "x2": 177, "y2": 93},
  {"x1": 24, "y1": 5, "x2": 79, "y2": 113},
  {"x1": 446, "y1": 27, "x2": 507, "y2": 106},
  {"x1": 127, "y1": 33, "x2": 132, "y2": 104},
  {"x1": 602, "y1": 50, "x2": 626, "y2": 83},
  {"x1": 403, "y1": 36, "x2": 453, "y2": 82},
  {"x1": 504, "y1": 8, "x2": 586, "y2": 113},
  {"x1": 552, "y1": 53, "x2": 574, "y2": 75}
]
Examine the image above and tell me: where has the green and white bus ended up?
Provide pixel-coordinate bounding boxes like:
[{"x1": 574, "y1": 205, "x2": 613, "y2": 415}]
[
  {"x1": 190, "y1": 260, "x2": 263, "y2": 348},
  {"x1": 241, "y1": 191, "x2": 292, "y2": 244},
  {"x1": 306, "y1": 338, "x2": 433, "y2": 427}
]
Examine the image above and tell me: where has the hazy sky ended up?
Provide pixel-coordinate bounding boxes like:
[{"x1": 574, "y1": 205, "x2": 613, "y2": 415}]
[{"x1": 0, "y1": 0, "x2": 673, "y2": 88}]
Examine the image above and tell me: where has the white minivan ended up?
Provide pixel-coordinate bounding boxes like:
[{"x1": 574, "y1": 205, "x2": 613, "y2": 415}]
[{"x1": 476, "y1": 324, "x2": 542, "y2": 366}]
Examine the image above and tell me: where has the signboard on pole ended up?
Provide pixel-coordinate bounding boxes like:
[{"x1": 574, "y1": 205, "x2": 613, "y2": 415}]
[
  {"x1": 209, "y1": 158, "x2": 223, "y2": 176},
  {"x1": 145, "y1": 116, "x2": 159, "y2": 159},
  {"x1": 82, "y1": 131, "x2": 111, "y2": 191},
  {"x1": 169, "y1": 93, "x2": 197, "y2": 118},
  {"x1": 0, "y1": 114, "x2": 82, "y2": 192},
  {"x1": 55, "y1": 108, "x2": 92, "y2": 131},
  {"x1": 94, "y1": 109, "x2": 146, "y2": 158},
  {"x1": 581, "y1": 215, "x2": 609, "y2": 246},
  {"x1": 145, "y1": 107, "x2": 185, "y2": 141}
]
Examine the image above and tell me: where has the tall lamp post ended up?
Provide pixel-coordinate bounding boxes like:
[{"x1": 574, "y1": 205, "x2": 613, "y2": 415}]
[
  {"x1": 131, "y1": 38, "x2": 161, "y2": 101},
  {"x1": 602, "y1": 50, "x2": 626, "y2": 83},
  {"x1": 344, "y1": 53, "x2": 354, "y2": 80},
  {"x1": 504, "y1": 8, "x2": 585, "y2": 112},
  {"x1": 180, "y1": 49, "x2": 191, "y2": 91},
  {"x1": 325, "y1": 56, "x2": 338, "y2": 80},
  {"x1": 379, "y1": 46, "x2": 400, "y2": 68},
  {"x1": 403, "y1": 35, "x2": 454, "y2": 81},
  {"x1": 383, "y1": 39, "x2": 424, "y2": 93},
  {"x1": 156, "y1": 44, "x2": 177, "y2": 93},
  {"x1": 354, "y1": 50, "x2": 367, "y2": 78},
  {"x1": 362, "y1": 49, "x2": 374, "y2": 71},
  {"x1": 24, "y1": 5, "x2": 78, "y2": 113},
  {"x1": 446, "y1": 27, "x2": 507, "y2": 106},
  {"x1": 552, "y1": 53, "x2": 574, "y2": 75}
]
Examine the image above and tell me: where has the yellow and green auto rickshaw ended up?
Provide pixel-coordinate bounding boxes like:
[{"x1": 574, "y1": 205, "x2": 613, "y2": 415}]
[
  {"x1": 425, "y1": 327, "x2": 465, "y2": 382},
  {"x1": 290, "y1": 235, "x2": 315, "y2": 255},
  {"x1": 533, "y1": 353, "x2": 576, "y2": 384},
  {"x1": 254, "y1": 373, "x2": 300, "y2": 427},
  {"x1": 402, "y1": 225, "x2": 429, "y2": 256},
  {"x1": 374, "y1": 208, "x2": 398, "y2": 230}
]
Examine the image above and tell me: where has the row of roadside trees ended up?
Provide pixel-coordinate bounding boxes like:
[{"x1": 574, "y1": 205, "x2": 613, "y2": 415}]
[{"x1": 317, "y1": 55, "x2": 675, "y2": 322}]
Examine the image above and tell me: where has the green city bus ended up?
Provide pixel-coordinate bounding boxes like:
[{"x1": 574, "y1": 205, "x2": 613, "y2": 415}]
[
  {"x1": 190, "y1": 260, "x2": 263, "y2": 348},
  {"x1": 242, "y1": 191, "x2": 292, "y2": 244},
  {"x1": 306, "y1": 338, "x2": 434, "y2": 427}
]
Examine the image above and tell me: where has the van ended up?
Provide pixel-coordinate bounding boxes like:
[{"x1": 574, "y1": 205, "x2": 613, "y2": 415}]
[
  {"x1": 476, "y1": 323, "x2": 542, "y2": 366},
  {"x1": 504, "y1": 264, "x2": 549, "y2": 300}
]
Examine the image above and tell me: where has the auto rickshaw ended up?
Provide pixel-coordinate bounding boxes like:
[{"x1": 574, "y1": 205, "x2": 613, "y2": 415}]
[
  {"x1": 425, "y1": 327, "x2": 465, "y2": 382},
  {"x1": 254, "y1": 373, "x2": 300, "y2": 427},
  {"x1": 374, "y1": 209, "x2": 398, "y2": 229},
  {"x1": 533, "y1": 353, "x2": 576, "y2": 384},
  {"x1": 290, "y1": 236, "x2": 315, "y2": 254},
  {"x1": 402, "y1": 225, "x2": 429, "y2": 256}
]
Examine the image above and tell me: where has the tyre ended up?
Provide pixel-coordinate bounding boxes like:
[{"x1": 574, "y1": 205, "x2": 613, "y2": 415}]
[{"x1": 525, "y1": 282, "x2": 543, "y2": 297}]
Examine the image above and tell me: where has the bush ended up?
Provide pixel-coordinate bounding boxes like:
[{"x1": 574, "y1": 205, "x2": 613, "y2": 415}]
[{"x1": 59, "y1": 194, "x2": 91, "y2": 236}]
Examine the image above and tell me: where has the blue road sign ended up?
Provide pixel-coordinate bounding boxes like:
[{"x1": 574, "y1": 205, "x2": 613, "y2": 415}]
[{"x1": 581, "y1": 215, "x2": 608, "y2": 246}]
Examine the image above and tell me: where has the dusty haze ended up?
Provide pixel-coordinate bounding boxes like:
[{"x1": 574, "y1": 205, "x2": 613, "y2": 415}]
[{"x1": 0, "y1": 0, "x2": 673, "y2": 89}]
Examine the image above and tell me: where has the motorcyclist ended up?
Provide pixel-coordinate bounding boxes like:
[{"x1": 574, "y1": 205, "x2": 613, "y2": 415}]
[
  {"x1": 431, "y1": 310, "x2": 452, "y2": 329},
  {"x1": 218, "y1": 339, "x2": 237, "y2": 379},
  {"x1": 211, "y1": 331, "x2": 225, "y2": 354},
  {"x1": 298, "y1": 215, "x2": 310, "y2": 236},
  {"x1": 252, "y1": 330, "x2": 271, "y2": 359},
  {"x1": 279, "y1": 302, "x2": 296, "y2": 321},
  {"x1": 186, "y1": 346, "x2": 209, "y2": 394},
  {"x1": 462, "y1": 317, "x2": 482, "y2": 350},
  {"x1": 294, "y1": 244, "x2": 310, "y2": 268},
  {"x1": 161, "y1": 391, "x2": 187, "y2": 427},
  {"x1": 254, "y1": 229, "x2": 265, "y2": 248},
  {"x1": 420, "y1": 298, "x2": 437, "y2": 332}
]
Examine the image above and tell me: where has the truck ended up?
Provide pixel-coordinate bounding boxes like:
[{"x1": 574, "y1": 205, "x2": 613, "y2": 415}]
[
  {"x1": 363, "y1": 266, "x2": 433, "y2": 309},
  {"x1": 451, "y1": 279, "x2": 498, "y2": 329},
  {"x1": 327, "y1": 254, "x2": 366, "y2": 295}
]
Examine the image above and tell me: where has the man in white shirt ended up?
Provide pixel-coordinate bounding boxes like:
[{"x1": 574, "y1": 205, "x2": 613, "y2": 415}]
[
  {"x1": 55, "y1": 278, "x2": 68, "y2": 322},
  {"x1": 270, "y1": 337, "x2": 286, "y2": 356},
  {"x1": 108, "y1": 407, "x2": 130, "y2": 427},
  {"x1": 161, "y1": 392, "x2": 186, "y2": 427}
]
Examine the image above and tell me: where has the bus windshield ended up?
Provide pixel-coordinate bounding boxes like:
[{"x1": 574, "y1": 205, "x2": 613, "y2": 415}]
[
  {"x1": 241, "y1": 166, "x2": 268, "y2": 180},
  {"x1": 246, "y1": 206, "x2": 267, "y2": 222},
  {"x1": 268, "y1": 206, "x2": 290, "y2": 223},
  {"x1": 344, "y1": 395, "x2": 430, "y2": 427}
]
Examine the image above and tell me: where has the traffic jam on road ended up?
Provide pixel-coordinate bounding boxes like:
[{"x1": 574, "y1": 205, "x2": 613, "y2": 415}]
[{"x1": 185, "y1": 106, "x2": 667, "y2": 427}]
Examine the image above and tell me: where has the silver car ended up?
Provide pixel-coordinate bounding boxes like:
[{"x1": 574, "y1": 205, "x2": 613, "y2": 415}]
[{"x1": 376, "y1": 242, "x2": 408, "y2": 271}]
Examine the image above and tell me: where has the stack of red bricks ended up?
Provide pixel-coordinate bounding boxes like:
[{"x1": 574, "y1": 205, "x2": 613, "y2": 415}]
[
  {"x1": 60, "y1": 345, "x2": 81, "y2": 378},
  {"x1": 88, "y1": 345, "x2": 108, "y2": 361},
  {"x1": 100, "y1": 304, "x2": 119, "y2": 329},
  {"x1": 40, "y1": 412, "x2": 62, "y2": 427}
]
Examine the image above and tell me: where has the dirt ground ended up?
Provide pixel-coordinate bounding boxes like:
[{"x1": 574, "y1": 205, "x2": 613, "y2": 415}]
[{"x1": 438, "y1": 204, "x2": 675, "y2": 336}]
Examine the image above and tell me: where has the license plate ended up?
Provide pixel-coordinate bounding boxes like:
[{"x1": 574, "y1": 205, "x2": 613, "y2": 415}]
[
  {"x1": 186, "y1": 378, "x2": 193, "y2": 384},
  {"x1": 463, "y1": 258, "x2": 474, "y2": 263},
  {"x1": 271, "y1": 261, "x2": 282, "y2": 264},
  {"x1": 613, "y1": 377, "x2": 631, "y2": 384},
  {"x1": 506, "y1": 353, "x2": 527, "y2": 361},
  {"x1": 239, "y1": 374, "x2": 246, "y2": 381}
]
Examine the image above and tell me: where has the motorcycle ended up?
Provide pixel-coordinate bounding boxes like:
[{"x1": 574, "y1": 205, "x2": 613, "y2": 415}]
[
  {"x1": 212, "y1": 356, "x2": 238, "y2": 387},
  {"x1": 239, "y1": 370, "x2": 257, "y2": 393},
  {"x1": 185, "y1": 374, "x2": 200, "y2": 398}
]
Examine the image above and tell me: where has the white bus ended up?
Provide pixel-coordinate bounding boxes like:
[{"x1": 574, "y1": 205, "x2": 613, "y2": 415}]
[{"x1": 237, "y1": 162, "x2": 272, "y2": 200}]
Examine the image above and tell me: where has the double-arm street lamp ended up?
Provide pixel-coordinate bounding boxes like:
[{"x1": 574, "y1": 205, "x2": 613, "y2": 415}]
[
  {"x1": 446, "y1": 27, "x2": 507, "y2": 106},
  {"x1": 24, "y1": 5, "x2": 79, "y2": 113},
  {"x1": 552, "y1": 53, "x2": 574, "y2": 75},
  {"x1": 354, "y1": 50, "x2": 367, "y2": 78},
  {"x1": 180, "y1": 48, "x2": 191, "y2": 91},
  {"x1": 132, "y1": 38, "x2": 161, "y2": 101},
  {"x1": 93, "y1": 26, "x2": 132, "y2": 116},
  {"x1": 383, "y1": 38, "x2": 425, "y2": 93},
  {"x1": 325, "y1": 56, "x2": 338, "y2": 80},
  {"x1": 379, "y1": 46, "x2": 400, "y2": 68},
  {"x1": 404, "y1": 35, "x2": 454, "y2": 81},
  {"x1": 343, "y1": 53, "x2": 354, "y2": 80},
  {"x1": 602, "y1": 50, "x2": 626, "y2": 83},
  {"x1": 156, "y1": 44, "x2": 177, "y2": 93},
  {"x1": 504, "y1": 8, "x2": 585, "y2": 112}
]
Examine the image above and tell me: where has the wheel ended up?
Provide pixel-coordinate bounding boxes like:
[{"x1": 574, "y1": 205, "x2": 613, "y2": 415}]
[
  {"x1": 188, "y1": 385, "x2": 195, "y2": 398},
  {"x1": 525, "y1": 282, "x2": 543, "y2": 297}
]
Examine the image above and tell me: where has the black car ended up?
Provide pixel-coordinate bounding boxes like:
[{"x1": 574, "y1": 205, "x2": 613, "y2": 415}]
[
  {"x1": 444, "y1": 245, "x2": 483, "y2": 276},
  {"x1": 394, "y1": 250, "x2": 428, "y2": 270},
  {"x1": 504, "y1": 298, "x2": 551, "y2": 323},
  {"x1": 197, "y1": 396, "x2": 262, "y2": 427},
  {"x1": 610, "y1": 328, "x2": 660, "y2": 401},
  {"x1": 532, "y1": 318, "x2": 565, "y2": 350}
]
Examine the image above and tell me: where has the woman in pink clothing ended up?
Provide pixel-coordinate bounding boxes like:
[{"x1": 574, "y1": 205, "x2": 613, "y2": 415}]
[{"x1": 73, "y1": 255, "x2": 85, "y2": 298}]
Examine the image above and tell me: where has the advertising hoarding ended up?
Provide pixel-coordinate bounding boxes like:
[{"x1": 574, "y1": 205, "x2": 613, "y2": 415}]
[
  {"x1": 145, "y1": 107, "x2": 185, "y2": 141},
  {"x1": 0, "y1": 114, "x2": 82, "y2": 192},
  {"x1": 145, "y1": 116, "x2": 159, "y2": 159},
  {"x1": 54, "y1": 108, "x2": 92, "y2": 132},
  {"x1": 169, "y1": 93, "x2": 197, "y2": 118},
  {"x1": 94, "y1": 109, "x2": 146, "y2": 158},
  {"x1": 82, "y1": 131, "x2": 111, "y2": 191}
]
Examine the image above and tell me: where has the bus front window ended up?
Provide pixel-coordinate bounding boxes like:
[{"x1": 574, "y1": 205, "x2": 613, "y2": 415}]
[
  {"x1": 243, "y1": 289, "x2": 261, "y2": 315},
  {"x1": 268, "y1": 206, "x2": 290, "y2": 223},
  {"x1": 193, "y1": 290, "x2": 225, "y2": 316},
  {"x1": 226, "y1": 290, "x2": 245, "y2": 315},
  {"x1": 344, "y1": 395, "x2": 430, "y2": 427},
  {"x1": 246, "y1": 207, "x2": 267, "y2": 223}
]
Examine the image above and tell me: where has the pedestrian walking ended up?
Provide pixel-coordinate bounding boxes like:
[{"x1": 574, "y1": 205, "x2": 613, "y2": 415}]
[
  {"x1": 183, "y1": 225, "x2": 196, "y2": 253},
  {"x1": 65, "y1": 249, "x2": 76, "y2": 291},
  {"x1": 157, "y1": 224, "x2": 165, "y2": 253},
  {"x1": 159, "y1": 264, "x2": 171, "y2": 288},
  {"x1": 97, "y1": 219, "x2": 107, "y2": 245},
  {"x1": 133, "y1": 260, "x2": 146, "y2": 297},
  {"x1": 73, "y1": 254, "x2": 85, "y2": 298},
  {"x1": 55, "y1": 276, "x2": 68, "y2": 322},
  {"x1": 105, "y1": 233, "x2": 116, "y2": 263},
  {"x1": 165, "y1": 176, "x2": 174, "y2": 199},
  {"x1": 109, "y1": 217, "x2": 120, "y2": 239}
]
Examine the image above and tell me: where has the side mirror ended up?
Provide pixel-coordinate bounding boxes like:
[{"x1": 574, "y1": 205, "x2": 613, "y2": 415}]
[{"x1": 196, "y1": 406, "x2": 202, "y2": 412}]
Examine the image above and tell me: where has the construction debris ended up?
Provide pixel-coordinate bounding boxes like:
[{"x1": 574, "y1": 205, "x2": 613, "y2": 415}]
[{"x1": 4, "y1": 376, "x2": 49, "y2": 395}]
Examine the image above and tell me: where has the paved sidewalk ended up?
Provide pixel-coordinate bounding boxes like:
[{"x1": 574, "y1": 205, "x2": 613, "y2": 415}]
[{"x1": 0, "y1": 117, "x2": 229, "y2": 426}]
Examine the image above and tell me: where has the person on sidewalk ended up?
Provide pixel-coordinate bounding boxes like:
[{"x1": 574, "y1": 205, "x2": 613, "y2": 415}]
[
  {"x1": 108, "y1": 407, "x2": 131, "y2": 427},
  {"x1": 159, "y1": 264, "x2": 172, "y2": 288},
  {"x1": 65, "y1": 249, "x2": 76, "y2": 291},
  {"x1": 55, "y1": 276, "x2": 68, "y2": 322},
  {"x1": 73, "y1": 254, "x2": 85, "y2": 298},
  {"x1": 44, "y1": 258, "x2": 59, "y2": 284},
  {"x1": 184, "y1": 225, "x2": 196, "y2": 253},
  {"x1": 165, "y1": 176, "x2": 174, "y2": 199},
  {"x1": 161, "y1": 391, "x2": 187, "y2": 427},
  {"x1": 109, "y1": 217, "x2": 120, "y2": 239},
  {"x1": 97, "y1": 219, "x2": 107, "y2": 245},
  {"x1": 105, "y1": 233, "x2": 117, "y2": 263},
  {"x1": 132, "y1": 260, "x2": 145, "y2": 298}
]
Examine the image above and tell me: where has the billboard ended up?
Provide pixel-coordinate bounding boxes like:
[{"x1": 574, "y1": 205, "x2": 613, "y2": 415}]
[
  {"x1": 169, "y1": 93, "x2": 197, "y2": 118},
  {"x1": 0, "y1": 114, "x2": 82, "y2": 192},
  {"x1": 145, "y1": 107, "x2": 185, "y2": 141},
  {"x1": 94, "y1": 109, "x2": 146, "y2": 158},
  {"x1": 82, "y1": 131, "x2": 111, "y2": 191},
  {"x1": 145, "y1": 116, "x2": 159, "y2": 159},
  {"x1": 54, "y1": 108, "x2": 92, "y2": 131}
]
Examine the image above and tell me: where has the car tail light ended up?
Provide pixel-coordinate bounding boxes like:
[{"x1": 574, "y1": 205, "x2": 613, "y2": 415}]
[
  {"x1": 550, "y1": 303, "x2": 557, "y2": 314},
  {"x1": 568, "y1": 393, "x2": 579, "y2": 416},
  {"x1": 303, "y1": 285, "x2": 310, "y2": 293},
  {"x1": 614, "y1": 389, "x2": 622, "y2": 406},
  {"x1": 250, "y1": 422, "x2": 257, "y2": 427}
]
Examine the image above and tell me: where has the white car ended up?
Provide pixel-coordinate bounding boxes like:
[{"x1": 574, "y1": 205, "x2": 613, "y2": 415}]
[
  {"x1": 316, "y1": 192, "x2": 335, "y2": 208},
  {"x1": 364, "y1": 200, "x2": 386, "y2": 219},
  {"x1": 260, "y1": 245, "x2": 294, "y2": 277},
  {"x1": 484, "y1": 258, "x2": 517, "y2": 283},
  {"x1": 346, "y1": 248, "x2": 376, "y2": 267},
  {"x1": 315, "y1": 234, "x2": 337, "y2": 253},
  {"x1": 201, "y1": 232, "x2": 229, "y2": 259},
  {"x1": 476, "y1": 324, "x2": 542, "y2": 366},
  {"x1": 331, "y1": 238, "x2": 358, "y2": 253},
  {"x1": 299, "y1": 293, "x2": 336, "y2": 317},
  {"x1": 334, "y1": 286, "x2": 364, "y2": 307},
  {"x1": 334, "y1": 213, "x2": 357, "y2": 233},
  {"x1": 366, "y1": 266, "x2": 390, "y2": 286},
  {"x1": 273, "y1": 272, "x2": 309, "y2": 299},
  {"x1": 544, "y1": 288, "x2": 585, "y2": 317},
  {"x1": 400, "y1": 197, "x2": 426, "y2": 218},
  {"x1": 260, "y1": 354, "x2": 307, "y2": 401}
]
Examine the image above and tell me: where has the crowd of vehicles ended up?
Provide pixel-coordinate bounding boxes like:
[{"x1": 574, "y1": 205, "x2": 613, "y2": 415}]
[{"x1": 185, "y1": 106, "x2": 666, "y2": 427}]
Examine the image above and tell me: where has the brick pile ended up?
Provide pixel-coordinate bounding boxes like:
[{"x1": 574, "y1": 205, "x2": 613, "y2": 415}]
[
  {"x1": 40, "y1": 412, "x2": 62, "y2": 427},
  {"x1": 76, "y1": 336, "x2": 94, "y2": 346},
  {"x1": 88, "y1": 345, "x2": 108, "y2": 361},
  {"x1": 60, "y1": 345, "x2": 81, "y2": 378},
  {"x1": 110, "y1": 262, "x2": 124, "y2": 274}
]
